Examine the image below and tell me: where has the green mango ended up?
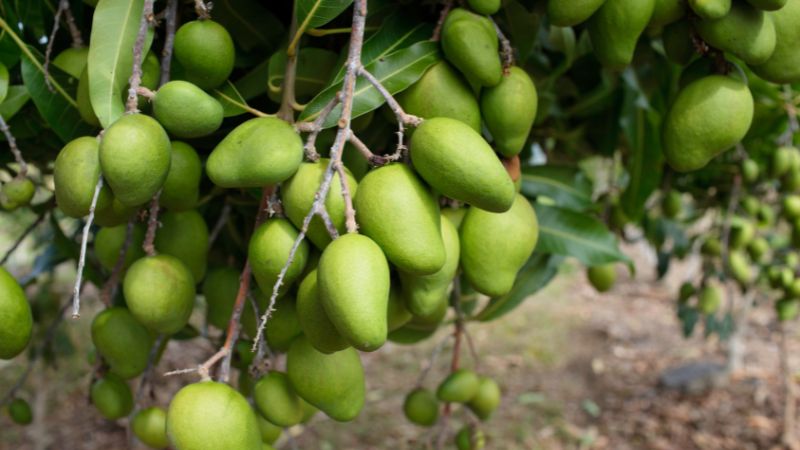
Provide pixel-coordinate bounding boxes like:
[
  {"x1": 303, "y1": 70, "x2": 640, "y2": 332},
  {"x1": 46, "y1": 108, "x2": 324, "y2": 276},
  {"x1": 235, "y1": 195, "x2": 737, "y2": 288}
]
[
  {"x1": 455, "y1": 426, "x2": 486, "y2": 450},
  {"x1": 468, "y1": 0, "x2": 501, "y2": 15},
  {"x1": 688, "y1": 0, "x2": 731, "y2": 19},
  {"x1": 153, "y1": 80, "x2": 224, "y2": 138},
  {"x1": 747, "y1": 0, "x2": 787, "y2": 10},
  {"x1": 467, "y1": 376, "x2": 501, "y2": 420},
  {"x1": 662, "y1": 20, "x2": 695, "y2": 65},
  {"x1": 0, "y1": 267, "x2": 32, "y2": 360},
  {"x1": 662, "y1": 190, "x2": 682, "y2": 218},
  {"x1": 587, "y1": 264, "x2": 617, "y2": 292},
  {"x1": 161, "y1": 141, "x2": 202, "y2": 211},
  {"x1": 729, "y1": 250, "x2": 754, "y2": 285},
  {"x1": 207, "y1": 117, "x2": 303, "y2": 188},
  {"x1": 696, "y1": 2, "x2": 776, "y2": 65},
  {"x1": 741, "y1": 195, "x2": 760, "y2": 216},
  {"x1": 437, "y1": 369, "x2": 480, "y2": 403},
  {"x1": 318, "y1": 234, "x2": 390, "y2": 351},
  {"x1": 742, "y1": 158, "x2": 760, "y2": 183},
  {"x1": 663, "y1": 76, "x2": 753, "y2": 172},
  {"x1": 7, "y1": 398, "x2": 32, "y2": 425},
  {"x1": 123, "y1": 254, "x2": 196, "y2": 335},
  {"x1": 698, "y1": 285, "x2": 723, "y2": 314},
  {"x1": 281, "y1": 160, "x2": 358, "y2": 249},
  {"x1": 265, "y1": 296, "x2": 302, "y2": 352},
  {"x1": 403, "y1": 388, "x2": 439, "y2": 427},
  {"x1": 173, "y1": 20, "x2": 235, "y2": 89},
  {"x1": 95, "y1": 223, "x2": 145, "y2": 271},
  {"x1": 203, "y1": 267, "x2": 261, "y2": 337},
  {"x1": 99, "y1": 113, "x2": 171, "y2": 206},
  {"x1": 91, "y1": 307, "x2": 152, "y2": 379},
  {"x1": 773, "y1": 146, "x2": 797, "y2": 177},
  {"x1": 248, "y1": 218, "x2": 309, "y2": 297},
  {"x1": 55, "y1": 136, "x2": 105, "y2": 217},
  {"x1": 132, "y1": 407, "x2": 169, "y2": 449},
  {"x1": 1, "y1": 178, "x2": 35, "y2": 209},
  {"x1": 784, "y1": 195, "x2": 800, "y2": 219},
  {"x1": 400, "y1": 215, "x2": 460, "y2": 317},
  {"x1": 460, "y1": 194, "x2": 539, "y2": 297},
  {"x1": 411, "y1": 117, "x2": 515, "y2": 212},
  {"x1": 750, "y1": 0, "x2": 800, "y2": 83},
  {"x1": 354, "y1": 164, "x2": 445, "y2": 275},
  {"x1": 90, "y1": 374, "x2": 133, "y2": 420},
  {"x1": 785, "y1": 168, "x2": 800, "y2": 192},
  {"x1": 730, "y1": 218, "x2": 755, "y2": 248},
  {"x1": 587, "y1": 0, "x2": 656, "y2": 69},
  {"x1": 286, "y1": 336, "x2": 365, "y2": 422},
  {"x1": 757, "y1": 203, "x2": 776, "y2": 227},
  {"x1": 650, "y1": 0, "x2": 686, "y2": 27},
  {"x1": 747, "y1": 236, "x2": 770, "y2": 263},
  {"x1": 776, "y1": 298, "x2": 799, "y2": 321},
  {"x1": 52, "y1": 47, "x2": 89, "y2": 78},
  {"x1": 788, "y1": 279, "x2": 800, "y2": 298},
  {"x1": 387, "y1": 285, "x2": 413, "y2": 332},
  {"x1": 296, "y1": 269, "x2": 350, "y2": 354},
  {"x1": 397, "y1": 61, "x2": 481, "y2": 132},
  {"x1": 548, "y1": 0, "x2": 607, "y2": 27},
  {"x1": 167, "y1": 381, "x2": 261, "y2": 450},
  {"x1": 481, "y1": 66, "x2": 537, "y2": 157},
  {"x1": 253, "y1": 371, "x2": 304, "y2": 427},
  {"x1": 441, "y1": 8, "x2": 502, "y2": 87},
  {"x1": 154, "y1": 210, "x2": 209, "y2": 282},
  {"x1": 256, "y1": 414, "x2": 282, "y2": 444}
]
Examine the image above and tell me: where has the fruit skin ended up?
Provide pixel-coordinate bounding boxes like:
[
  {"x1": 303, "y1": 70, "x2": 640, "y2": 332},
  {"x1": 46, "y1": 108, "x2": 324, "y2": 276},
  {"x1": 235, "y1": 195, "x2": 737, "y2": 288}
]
[
  {"x1": 286, "y1": 336, "x2": 365, "y2": 422},
  {"x1": 747, "y1": 236, "x2": 770, "y2": 263},
  {"x1": 0, "y1": 267, "x2": 32, "y2": 360},
  {"x1": 650, "y1": 0, "x2": 686, "y2": 27},
  {"x1": 161, "y1": 141, "x2": 203, "y2": 211},
  {"x1": 318, "y1": 234, "x2": 390, "y2": 351},
  {"x1": 460, "y1": 194, "x2": 539, "y2": 297},
  {"x1": 730, "y1": 218, "x2": 755, "y2": 249},
  {"x1": 282, "y1": 160, "x2": 359, "y2": 249},
  {"x1": 662, "y1": 190, "x2": 682, "y2": 218},
  {"x1": 248, "y1": 218, "x2": 309, "y2": 297},
  {"x1": 99, "y1": 113, "x2": 171, "y2": 206},
  {"x1": 386, "y1": 285, "x2": 413, "y2": 331},
  {"x1": 173, "y1": 20, "x2": 235, "y2": 89},
  {"x1": 355, "y1": 164, "x2": 445, "y2": 275},
  {"x1": 772, "y1": 146, "x2": 797, "y2": 178},
  {"x1": 296, "y1": 269, "x2": 350, "y2": 354},
  {"x1": 403, "y1": 388, "x2": 439, "y2": 427},
  {"x1": 481, "y1": 67, "x2": 538, "y2": 157},
  {"x1": 742, "y1": 159, "x2": 760, "y2": 183},
  {"x1": 547, "y1": 0, "x2": 607, "y2": 27},
  {"x1": 265, "y1": 297, "x2": 302, "y2": 352},
  {"x1": 785, "y1": 195, "x2": 800, "y2": 219},
  {"x1": 698, "y1": 285, "x2": 723, "y2": 314},
  {"x1": 468, "y1": 376, "x2": 501, "y2": 420},
  {"x1": 441, "y1": 8, "x2": 502, "y2": 87},
  {"x1": 468, "y1": 0, "x2": 501, "y2": 15},
  {"x1": 456, "y1": 426, "x2": 486, "y2": 450},
  {"x1": 153, "y1": 80, "x2": 224, "y2": 138},
  {"x1": 662, "y1": 76, "x2": 754, "y2": 172},
  {"x1": 2, "y1": 178, "x2": 35, "y2": 209},
  {"x1": 747, "y1": 0, "x2": 788, "y2": 11},
  {"x1": 123, "y1": 255, "x2": 196, "y2": 335},
  {"x1": 689, "y1": 0, "x2": 731, "y2": 19},
  {"x1": 750, "y1": 0, "x2": 800, "y2": 83},
  {"x1": 728, "y1": 250, "x2": 754, "y2": 285},
  {"x1": 154, "y1": 210, "x2": 210, "y2": 282},
  {"x1": 54, "y1": 136, "x2": 104, "y2": 217},
  {"x1": 411, "y1": 117, "x2": 515, "y2": 213},
  {"x1": 207, "y1": 117, "x2": 304, "y2": 189},
  {"x1": 397, "y1": 61, "x2": 481, "y2": 132},
  {"x1": 167, "y1": 381, "x2": 261, "y2": 450},
  {"x1": 8, "y1": 398, "x2": 32, "y2": 425},
  {"x1": 132, "y1": 407, "x2": 169, "y2": 449},
  {"x1": 696, "y1": 2, "x2": 777, "y2": 66},
  {"x1": 91, "y1": 374, "x2": 133, "y2": 420},
  {"x1": 400, "y1": 215, "x2": 460, "y2": 317},
  {"x1": 95, "y1": 223, "x2": 145, "y2": 271},
  {"x1": 587, "y1": 0, "x2": 656, "y2": 69},
  {"x1": 256, "y1": 415, "x2": 282, "y2": 444},
  {"x1": 91, "y1": 307, "x2": 152, "y2": 379},
  {"x1": 437, "y1": 369, "x2": 480, "y2": 403},
  {"x1": 253, "y1": 371, "x2": 304, "y2": 427},
  {"x1": 588, "y1": 264, "x2": 617, "y2": 293}
]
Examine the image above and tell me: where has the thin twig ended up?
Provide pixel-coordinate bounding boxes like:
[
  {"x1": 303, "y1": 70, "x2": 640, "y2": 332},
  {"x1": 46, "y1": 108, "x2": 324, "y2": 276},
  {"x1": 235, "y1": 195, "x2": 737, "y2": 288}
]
[
  {"x1": 297, "y1": 94, "x2": 341, "y2": 161},
  {"x1": 195, "y1": 0, "x2": 211, "y2": 19},
  {"x1": 43, "y1": 0, "x2": 69, "y2": 92},
  {"x1": 159, "y1": 0, "x2": 179, "y2": 87},
  {"x1": 71, "y1": 176, "x2": 104, "y2": 319},
  {"x1": 357, "y1": 67, "x2": 422, "y2": 156},
  {"x1": 208, "y1": 201, "x2": 232, "y2": 249},
  {"x1": 142, "y1": 190, "x2": 161, "y2": 257},
  {"x1": 247, "y1": 294, "x2": 272, "y2": 378},
  {"x1": 336, "y1": 163, "x2": 358, "y2": 233},
  {"x1": 62, "y1": 2, "x2": 83, "y2": 48},
  {"x1": 491, "y1": 17, "x2": 514, "y2": 72},
  {"x1": 99, "y1": 219, "x2": 136, "y2": 306},
  {"x1": 415, "y1": 334, "x2": 453, "y2": 387},
  {"x1": 0, "y1": 211, "x2": 48, "y2": 265},
  {"x1": 0, "y1": 114, "x2": 28, "y2": 177},
  {"x1": 126, "y1": 0, "x2": 156, "y2": 113},
  {"x1": 349, "y1": 132, "x2": 398, "y2": 166},
  {"x1": 431, "y1": 0, "x2": 454, "y2": 42},
  {"x1": 316, "y1": 204, "x2": 340, "y2": 239}
]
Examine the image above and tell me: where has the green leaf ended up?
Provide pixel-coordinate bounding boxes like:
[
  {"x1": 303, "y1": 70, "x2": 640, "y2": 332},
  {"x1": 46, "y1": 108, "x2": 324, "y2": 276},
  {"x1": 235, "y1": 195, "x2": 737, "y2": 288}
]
[
  {"x1": 296, "y1": 0, "x2": 354, "y2": 31},
  {"x1": 213, "y1": 0, "x2": 285, "y2": 52},
  {"x1": 0, "y1": 85, "x2": 30, "y2": 119},
  {"x1": 520, "y1": 165, "x2": 592, "y2": 211},
  {"x1": 475, "y1": 253, "x2": 563, "y2": 321},
  {"x1": 212, "y1": 81, "x2": 250, "y2": 117},
  {"x1": 0, "y1": 30, "x2": 21, "y2": 68},
  {"x1": 87, "y1": 0, "x2": 153, "y2": 128},
  {"x1": 234, "y1": 59, "x2": 269, "y2": 101},
  {"x1": 299, "y1": 41, "x2": 441, "y2": 128},
  {"x1": 534, "y1": 203, "x2": 632, "y2": 267},
  {"x1": 267, "y1": 47, "x2": 339, "y2": 103},
  {"x1": 0, "y1": 62, "x2": 7, "y2": 103},
  {"x1": 500, "y1": 0, "x2": 541, "y2": 64}
]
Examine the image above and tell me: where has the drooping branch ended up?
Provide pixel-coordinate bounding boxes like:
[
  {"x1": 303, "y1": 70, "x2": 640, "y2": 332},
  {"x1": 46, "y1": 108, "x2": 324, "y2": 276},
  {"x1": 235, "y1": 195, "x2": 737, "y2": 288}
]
[
  {"x1": 0, "y1": 114, "x2": 28, "y2": 177},
  {"x1": 159, "y1": 0, "x2": 179, "y2": 87},
  {"x1": 125, "y1": 0, "x2": 156, "y2": 113},
  {"x1": 296, "y1": 94, "x2": 341, "y2": 161},
  {"x1": 71, "y1": 175, "x2": 104, "y2": 319},
  {"x1": 348, "y1": 131, "x2": 400, "y2": 166}
]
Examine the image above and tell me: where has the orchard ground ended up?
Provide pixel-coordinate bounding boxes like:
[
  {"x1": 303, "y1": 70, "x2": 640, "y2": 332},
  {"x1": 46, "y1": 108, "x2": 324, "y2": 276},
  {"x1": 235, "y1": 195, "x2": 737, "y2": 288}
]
[{"x1": 0, "y1": 215, "x2": 796, "y2": 450}]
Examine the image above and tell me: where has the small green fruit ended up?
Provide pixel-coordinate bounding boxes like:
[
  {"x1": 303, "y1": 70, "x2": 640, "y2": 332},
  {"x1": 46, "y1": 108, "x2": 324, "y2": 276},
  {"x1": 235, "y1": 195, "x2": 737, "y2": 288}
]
[
  {"x1": 742, "y1": 159, "x2": 760, "y2": 183},
  {"x1": 123, "y1": 255, "x2": 196, "y2": 335},
  {"x1": 2, "y1": 178, "x2": 35, "y2": 209},
  {"x1": 587, "y1": 0, "x2": 656, "y2": 69},
  {"x1": 749, "y1": 0, "x2": 800, "y2": 84},
  {"x1": 696, "y1": 1, "x2": 777, "y2": 65},
  {"x1": 698, "y1": 285, "x2": 723, "y2": 314},
  {"x1": 776, "y1": 298, "x2": 799, "y2": 321},
  {"x1": 265, "y1": 297, "x2": 302, "y2": 352},
  {"x1": 403, "y1": 388, "x2": 439, "y2": 427},
  {"x1": 248, "y1": 218, "x2": 309, "y2": 297},
  {"x1": 0, "y1": 267, "x2": 32, "y2": 360},
  {"x1": 547, "y1": 0, "x2": 607, "y2": 27},
  {"x1": 437, "y1": 369, "x2": 480, "y2": 403},
  {"x1": 253, "y1": 371, "x2": 304, "y2": 427},
  {"x1": 481, "y1": 66, "x2": 538, "y2": 157},
  {"x1": 7, "y1": 398, "x2": 32, "y2": 425},
  {"x1": 52, "y1": 47, "x2": 89, "y2": 78},
  {"x1": 688, "y1": 0, "x2": 731, "y2": 19},
  {"x1": 662, "y1": 190, "x2": 682, "y2": 219},
  {"x1": 398, "y1": 61, "x2": 481, "y2": 132},
  {"x1": 728, "y1": 250, "x2": 754, "y2": 285},
  {"x1": 91, "y1": 374, "x2": 134, "y2": 420},
  {"x1": 468, "y1": 0, "x2": 501, "y2": 15},
  {"x1": 455, "y1": 425, "x2": 486, "y2": 450},
  {"x1": 256, "y1": 414, "x2": 282, "y2": 444},
  {"x1": 54, "y1": 136, "x2": 105, "y2": 217},
  {"x1": 132, "y1": 407, "x2": 169, "y2": 449},
  {"x1": 154, "y1": 210, "x2": 210, "y2": 282},
  {"x1": 441, "y1": 8, "x2": 502, "y2": 87},
  {"x1": 173, "y1": 20, "x2": 235, "y2": 89},
  {"x1": 730, "y1": 218, "x2": 755, "y2": 249},
  {"x1": 650, "y1": 0, "x2": 686, "y2": 27},
  {"x1": 153, "y1": 80, "x2": 224, "y2": 138},
  {"x1": 467, "y1": 376, "x2": 501, "y2": 420},
  {"x1": 588, "y1": 264, "x2": 617, "y2": 293},
  {"x1": 91, "y1": 307, "x2": 152, "y2": 379},
  {"x1": 296, "y1": 269, "x2": 350, "y2": 354}
]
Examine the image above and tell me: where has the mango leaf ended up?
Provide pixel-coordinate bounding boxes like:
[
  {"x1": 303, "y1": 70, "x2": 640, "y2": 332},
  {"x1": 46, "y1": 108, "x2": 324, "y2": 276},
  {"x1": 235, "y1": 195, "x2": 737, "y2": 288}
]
[
  {"x1": 88, "y1": 0, "x2": 153, "y2": 128},
  {"x1": 300, "y1": 41, "x2": 441, "y2": 128},
  {"x1": 0, "y1": 62, "x2": 7, "y2": 103},
  {"x1": 234, "y1": 59, "x2": 269, "y2": 100},
  {"x1": 213, "y1": 0, "x2": 285, "y2": 52},
  {"x1": 0, "y1": 85, "x2": 29, "y2": 119},
  {"x1": 296, "y1": 0, "x2": 354, "y2": 31},
  {"x1": 268, "y1": 47, "x2": 339, "y2": 103},
  {"x1": 534, "y1": 203, "x2": 632, "y2": 268},
  {"x1": 0, "y1": 30, "x2": 20, "y2": 68},
  {"x1": 520, "y1": 165, "x2": 592, "y2": 211},
  {"x1": 500, "y1": 0, "x2": 541, "y2": 64},
  {"x1": 475, "y1": 253, "x2": 563, "y2": 322},
  {"x1": 212, "y1": 81, "x2": 250, "y2": 117}
]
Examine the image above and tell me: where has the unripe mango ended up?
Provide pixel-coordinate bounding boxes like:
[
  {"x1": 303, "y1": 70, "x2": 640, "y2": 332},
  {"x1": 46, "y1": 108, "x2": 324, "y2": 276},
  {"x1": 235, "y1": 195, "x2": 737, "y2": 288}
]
[
  {"x1": 467, "y1": 376, "x2": 501, "y2": 420},
  {"x1": 411, "y1": 117, "x2": 515, "y2": 212},
  {"x1": 173, "y1": 20, "x2": 235, "y2": 89},
  {"x1": 99, "y1": 113, "x2": 171, "y2": 206},
  {"x1": 0, "y1": 267, "x2": 32, "y2": 360},
  {"x1": 296, "y1": 269, "x2": 350, "y2": 354},
  {"x1": 689, "y1": 0, "x2": 731, "y2": 19},
  {"x1": 153, "y1": 80, "x2": 224, "y2": 138},
  {"x1": 587, "y1": 264, "x2": 617, "y2": 292},
  {"x1": 91, "y1": 307, "x2": 152, "y2": 379},
  {"x1": 253, "y1": 371, "x2": 304, "y2": 427},
  {"x1": 94, "y1": 191, "x2": 138, "y2": 227},
  {"x1": 318, "y1": 234, "x2": 390, "y2": 351},
  {"x1": 160, "y1": 141, "x2": 202, "y2": 211},
  {"x1": 729, "y1": 250, "x2": 754, "y2": 285},
  {"x1": 437, "y1": 369, "x2": 480, "y2": 403},
  {"x1": 154, "y1": 210, "x2": 209, "y2": 282},
  {"x1": 696, "y1": 2, "x2": 777, "y2": 65},
  {"x1": 91, "y1": 374, "x2": 133, "y2": 420},
  {"x1": 207, "y1": 117, "x2": 303, "y2": 189},
  {"x1": 441, "y1": 8, "x2": 502, "y2": 87},
  {"x1": 548, "y1": 0, "x2": 607, "y2": 27},
  {"x1": 95, "y1": 223, "x2": 145, "y2": 272},
  {"x1": 7, "y1": 398, "x2": 32, "y2": 425},
  {"x1": 460, "y1": 194, "x2": 539, "y2": 297},
  {"x1": 663, "y1": 76, "x2": 754, "y2": 172},
  {"x1": 54, "y1": 136, "x2": 104, "y2": 217},
  {"x1": 587, "y1": 0, "x2": 655, "y2": 69},
  {"x1": 468, "y1": 0, "x2": 500, "y2": 15},
  {"x1": 132, "y1": 407, "x2": 169, "y2": 449},
  {"x1": 387, "y1": 285, "x2": 413, "y2": 332},
  {"x1": 281, "y1": 160, "x2": 358, "y2": 249},
  {"x1": 749, "y1": 0, "x2": 800, "y2": 83},
  {"x1": 167, "y1": 381, "x2": 261, "y2": 450},
  {"x1": 123, "y1": 255, "x2": 196, "y2": 335},
  {"x1": 203, "y1": 267, "x2": 261, "y2": 337},
  {"x1": 248, "y1": 218, "x2": 309, "y2": 297},
  {"x1": 286, "y1": 336, "x2": 365, "y2": 422},
  {"x1": 403, "y1": 388, "x2": 439, "y2": 427},
  {"x1": 456, "y1": 426, "x2": 486, "y2": 450},
  {"x1": 698, "y1": 285, "x2": 723, "y2": 314},
  {"x1": 481, "y1": 66, "x2": 538, "y2": 157},
  {"x1": 650, "y1": 0, "x2": 686, "y2": 27},
  {"x1": 257, "y1": 415, "x2": 282, "y2": 444},
  {"x1": 265, "y1": 297, "x2": 302, "y2": 352}
]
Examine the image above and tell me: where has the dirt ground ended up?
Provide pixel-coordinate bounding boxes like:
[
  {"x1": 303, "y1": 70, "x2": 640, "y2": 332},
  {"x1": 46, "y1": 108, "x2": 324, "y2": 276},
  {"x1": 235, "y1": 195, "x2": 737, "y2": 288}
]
[{"x1": 1, "y1": 242, "x2": 797, "y2": 450}]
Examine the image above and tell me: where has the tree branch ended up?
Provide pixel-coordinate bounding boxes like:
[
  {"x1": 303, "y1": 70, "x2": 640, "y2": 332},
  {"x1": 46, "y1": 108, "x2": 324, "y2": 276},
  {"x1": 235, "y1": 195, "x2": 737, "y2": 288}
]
[
  {"x1": 142, "y1": 190, "x2": 161, "y2": 257},
  {"x1": 431, "y1": 0, "x2": 454, "y2": 42},
  {"x1": 43, "y1": 0, "x2": 70, "y2": 92},
  {"x1": 71, "y1": 176, "x2": 104, "y2": 319},
  {"x1": 491, "y1": 17, "x2": 514, "y2": 72},
  {"x1": 159, "y1": 0, "x2": 179, "y2": 87},
  {"x1": 357, "y1": 67, "x2": 422, "y2": 157},
  {"x1": 125, "y1": 0, "x2": 156, "y2": 113},
  {"x1": 0, "y1": 113, "x2": 28, "y2": 177}
]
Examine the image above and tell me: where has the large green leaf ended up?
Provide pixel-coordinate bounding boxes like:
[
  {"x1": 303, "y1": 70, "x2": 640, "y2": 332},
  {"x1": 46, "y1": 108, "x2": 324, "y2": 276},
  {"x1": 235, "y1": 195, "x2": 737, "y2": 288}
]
[
  {"x1": 212, "y1": 81, "x2": 250, "y2": 117},
  {"x1": 87, "y1": 0, "x2": 153, "y2": 128},
  {"x1": 213, "y1": 0, "x2": 285, "y2": 52},
  {"x1": 0, "y1": 62, "x2": 7, "y2": 103},
  {"x1": 0, "y1": 85, "x2": 30, "y2": 119},
  {"x1": 299, "y1": 41, "x2": 441, "y2": 128},
  {"x1": 296, "y1": 0, "x2": 354, "y2": 31},
  {"x1": 475, "y1": 253, "x2": 563, "y2": 322},
  {"x1": 534, "y1": 203, "x2": 632, "y2": 267},
  {"x1": 520, "y1": 165, "x2": 592, "y2": 211}
]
